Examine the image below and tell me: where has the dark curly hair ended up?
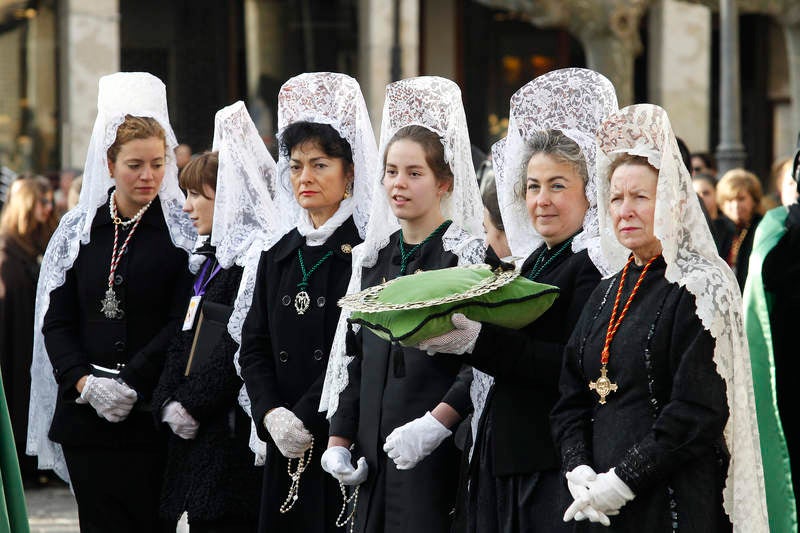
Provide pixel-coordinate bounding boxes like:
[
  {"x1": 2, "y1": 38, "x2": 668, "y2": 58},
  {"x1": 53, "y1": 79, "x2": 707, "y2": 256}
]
[{"x1": 280, "y1": 121, "x2": 353, "y2": 165}]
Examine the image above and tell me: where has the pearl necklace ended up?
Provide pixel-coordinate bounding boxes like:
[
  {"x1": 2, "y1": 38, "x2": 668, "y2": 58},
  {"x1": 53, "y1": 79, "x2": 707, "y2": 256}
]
[{"x1": 109, "y1": 191, "x2": 153, "y2": 229}]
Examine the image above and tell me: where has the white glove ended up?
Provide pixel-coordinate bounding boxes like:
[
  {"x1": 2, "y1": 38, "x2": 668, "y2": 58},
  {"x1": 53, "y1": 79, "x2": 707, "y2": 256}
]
[
  {"x1": 383, "y1": 412, "x2": 452, "y2": 470},
  {"x1": 563, "y1": 465, "x2": 612, "y2": 526},
  {"x1": 264, "y1": 407, "x2": 313, "y2": 458},
  {"x1": 161, "y1": 401, "x2": 200, "y2": 440},
  {"x1": 75, "y1": 375, "x2": 137, "y2": 423},
  {"x1": 585, "y1": 468, "x2": 634, "y2": 516},
  {"x1": 321, "y1": 446, "x2": 368, "y2": 485},
  {"x1": 418, "y1": 313, "x2": 482, "y2": 355}
]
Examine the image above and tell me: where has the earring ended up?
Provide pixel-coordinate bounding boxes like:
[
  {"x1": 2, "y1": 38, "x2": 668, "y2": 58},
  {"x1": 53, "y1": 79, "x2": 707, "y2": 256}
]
[{"x1": 343, "y1": 181, "x2": 353, "y2": 199}]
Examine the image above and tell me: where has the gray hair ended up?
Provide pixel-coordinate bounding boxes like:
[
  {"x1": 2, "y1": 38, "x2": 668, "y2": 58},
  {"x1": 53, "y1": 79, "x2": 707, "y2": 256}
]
[{"x1": 516, "y1": 129, "x2": 588, "y2": 198}]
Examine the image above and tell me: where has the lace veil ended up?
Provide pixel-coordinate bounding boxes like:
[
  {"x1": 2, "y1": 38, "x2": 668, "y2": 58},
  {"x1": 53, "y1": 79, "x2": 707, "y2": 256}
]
[
  {"x1": 274, "y1": 72, "x2": 378, "y2": 239},
  {"x1": 595, "y1": 104, "x2": 768, "y2": 531},
  {"x1": 493, "y1": 68, "x2": 618, "y2": 271},
  {"x1": 208, "y1": 101, "x2": 284, "y2": 463},
  {"x1": 321, "y1": 76, "x2": 487, "y2": 417},
  {"x1": 27, "y1": 72, "x2": 196, "y2": 482}
]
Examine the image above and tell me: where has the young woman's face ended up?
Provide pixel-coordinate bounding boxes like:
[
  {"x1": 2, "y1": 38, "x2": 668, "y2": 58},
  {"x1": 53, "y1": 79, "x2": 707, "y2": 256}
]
[
  {"x1": 609, "y1": 163, "x2": 662, "y2": 263},
  {"x1": 108, "y1": 136, "x2": 166, "y2": 214},
  {"x1": 383, "y1": 139, "x2": 449, "y2": 224},
  {"x1": 182, "y1": 184, "x2": 216, "y2": 236},
  {"x1": 33, "y1": 190, "x2": 54, "y2": 224},
  {"x1": 483, "y1": 207, "x2": 510, "y2": 259},
  {"x1": 289, "y1": 141, "x2": 353, "y2": 216},
  {"x1": 525, "y1": 152, "x2": 588, "y2": 248}
]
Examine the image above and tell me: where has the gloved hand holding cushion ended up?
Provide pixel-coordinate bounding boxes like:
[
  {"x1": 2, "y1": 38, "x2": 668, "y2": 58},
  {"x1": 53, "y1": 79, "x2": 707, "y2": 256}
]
[{"x1": 339, "y1": 264, "x2": 559, "y2": 347}]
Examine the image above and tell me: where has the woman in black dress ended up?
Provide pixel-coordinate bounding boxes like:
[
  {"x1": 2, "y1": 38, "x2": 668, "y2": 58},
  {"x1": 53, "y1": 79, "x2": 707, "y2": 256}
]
[
  {"x1": 322, "y1": 76, "x2": 485, "y2": 533},
  {"x1": 420, "y1": 68, "x2": 618, "y2": 532},
  {"x1": 152, "y1": 101, "x2": 272, "y2": 531},
  {"x1": 238, "y1": 72, "x2": 377, "y2": 533},
  {"x1": 28, "y1": 72, "x2": 197, "y2": 532},
  {"x1": 551, "y1": 104, "x2": 768, "y2": 531}
]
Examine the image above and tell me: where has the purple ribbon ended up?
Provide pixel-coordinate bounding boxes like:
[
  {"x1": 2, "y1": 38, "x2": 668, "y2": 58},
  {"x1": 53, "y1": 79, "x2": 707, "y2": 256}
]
[{"x1": 193, "y1": 259, "x2": 223, "y2": 297}]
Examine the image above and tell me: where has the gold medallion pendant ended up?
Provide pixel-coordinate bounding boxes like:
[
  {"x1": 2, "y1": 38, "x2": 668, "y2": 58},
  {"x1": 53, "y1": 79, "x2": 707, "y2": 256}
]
[
  {"x1": 294, "y1": 290, "x2": 311, "y2": 315},
  {"x1": 589, "y1": 364, "x2": 618, "y2": 405}
]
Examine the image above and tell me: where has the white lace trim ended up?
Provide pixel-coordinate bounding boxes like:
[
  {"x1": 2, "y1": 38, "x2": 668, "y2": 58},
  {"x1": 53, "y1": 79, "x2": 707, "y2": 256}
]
[
  {"x1": 274, "y1": 73, "x2": 378, "y2": 240},
  {"x1": 596, "y1": 104, "x2": 768, "y2": 531}
]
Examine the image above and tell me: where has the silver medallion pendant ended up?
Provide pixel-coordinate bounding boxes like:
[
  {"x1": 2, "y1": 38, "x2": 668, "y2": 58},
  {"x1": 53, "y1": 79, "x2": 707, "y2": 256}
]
[
  {"x1": 294, "y1": 290, "x2": 310, "y2": 315},
  {"x1": 100, "y1": 287, "x2": 122, "y2": 319}
]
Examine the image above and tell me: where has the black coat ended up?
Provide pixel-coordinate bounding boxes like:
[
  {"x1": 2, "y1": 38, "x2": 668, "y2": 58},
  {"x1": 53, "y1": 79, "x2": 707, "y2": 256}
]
[
  {"x1": 239, "y1": 216, "x2": 361, "y2": 532},
  {"x1": 733, "y1": 213, "x2": 762, "y2": 290},
  {"x1": 44, "y1": 195, "x2": 193, "y2": 449},
  {"x1": 551, "y1": 256, "x2": 731, "y2": 532},
  {"x1": 152, "y1": 256, "x2": 262, "y2": 524},
  {"x1": 0, "y1": 235, "x2": 41, "y2": 477},
  {"x1": 464, "y1": 244, "x2": 601, "y2": 476},
  {"x1": 330, "y1": 227, "x2": 473, "y2": 533}
]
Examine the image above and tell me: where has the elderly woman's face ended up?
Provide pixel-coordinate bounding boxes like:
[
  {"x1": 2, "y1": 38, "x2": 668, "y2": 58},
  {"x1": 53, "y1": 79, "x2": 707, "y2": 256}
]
[
  {"x1": 720, "y1": 189, "x2": 755, "y2": 226},
  {"x1": 289, "y1": 140, "x2": 353, "y2": 218},
  {"x1": 609, "y1": 163, "x2": 662, "y2": 264},
  {"x1": 525, "y1": 153, "x2": 588, "y2": 248}
]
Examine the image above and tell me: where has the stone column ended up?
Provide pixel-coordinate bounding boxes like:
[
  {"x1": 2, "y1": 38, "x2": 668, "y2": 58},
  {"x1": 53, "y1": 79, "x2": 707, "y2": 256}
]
[
  {"x1": 244, "y1": 0, "x2": 285, "y2": 101},
  {"x1": 715, "y1": 0, "x2": 747, "y2": 174},
  {"x1": 59, "y1": 0, "x2": 120, "y2": 168},
  {"x1": 359, "y1": 0, "x2": 418, "y2": 134},
  {"x1": 648, "y1": 0, "x2": 711, "y2": 151},
  {"x1": 422, "y1": 0, "x2": 457, "y2": 79}
]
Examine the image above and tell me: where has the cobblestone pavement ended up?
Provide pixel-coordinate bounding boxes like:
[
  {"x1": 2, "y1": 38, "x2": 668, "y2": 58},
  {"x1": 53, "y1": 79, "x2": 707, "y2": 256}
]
[{"x1": 24, "y1": 485, "x2": 189, "y2": 532}]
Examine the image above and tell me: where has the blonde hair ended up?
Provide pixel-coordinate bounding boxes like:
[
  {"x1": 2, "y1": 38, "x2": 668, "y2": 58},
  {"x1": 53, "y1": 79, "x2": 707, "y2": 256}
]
[
  {"x1": 716, "y1": 169, "x2": 763, "y2": 211},
  {"x1": 0, "y1": 176, "x2": 56, "y2": 255}
]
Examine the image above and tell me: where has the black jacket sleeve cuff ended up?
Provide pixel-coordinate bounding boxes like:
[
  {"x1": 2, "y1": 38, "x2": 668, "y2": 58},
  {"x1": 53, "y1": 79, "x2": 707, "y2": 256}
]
[{"x1": 615, "y1": 443, "x2": 660, "y2": 493}]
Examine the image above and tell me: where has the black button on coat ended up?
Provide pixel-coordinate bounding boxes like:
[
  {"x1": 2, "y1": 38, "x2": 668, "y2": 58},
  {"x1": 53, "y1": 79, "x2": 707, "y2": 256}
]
[
  {"x1": 239, "y1": 216, "x2": 361, "y2": 532},
  {"x1": 43, "y1": 196, "x2": 193, "y2": 449}
]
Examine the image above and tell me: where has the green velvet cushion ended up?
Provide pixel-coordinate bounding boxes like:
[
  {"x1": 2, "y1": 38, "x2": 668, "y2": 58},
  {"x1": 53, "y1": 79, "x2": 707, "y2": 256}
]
[{"x1": 339, "y1": 264, "x2": 559, "y2": 346}]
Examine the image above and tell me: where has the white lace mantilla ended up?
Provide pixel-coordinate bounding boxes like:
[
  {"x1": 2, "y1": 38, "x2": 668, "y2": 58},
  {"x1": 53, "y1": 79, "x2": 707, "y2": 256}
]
[
  {"x1": 595, "y1": 104, "x2": 768, "y2": 532},
  {"x1": 27, "y1": 73, "x2": 197, "y2": 483},
  {"x1": 494, "y1": 68, "x2": 618, "y2": 274},
  {"x1": 274, "y1": 72, "x2": 378, "y2": 240}
]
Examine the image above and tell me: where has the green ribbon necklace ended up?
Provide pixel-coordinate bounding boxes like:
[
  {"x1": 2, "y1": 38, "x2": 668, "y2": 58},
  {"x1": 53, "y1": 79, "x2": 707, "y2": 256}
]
[
  {"x1": 398, "y1": 219, "x2": 452, "y2": 276},
  {"x1": 525, "y1": 236, "x2": 574, "y2": 281},
  {"x1": 295, "y1": 249, "x2": 333, "y2": 315}
]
